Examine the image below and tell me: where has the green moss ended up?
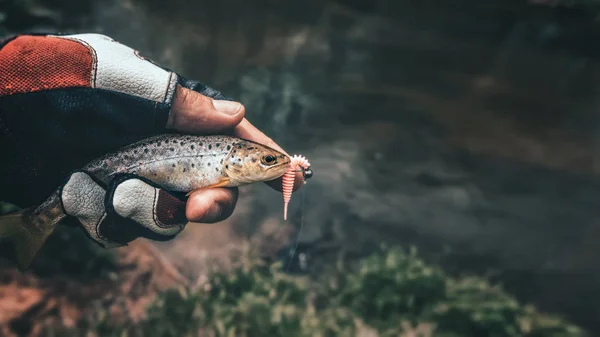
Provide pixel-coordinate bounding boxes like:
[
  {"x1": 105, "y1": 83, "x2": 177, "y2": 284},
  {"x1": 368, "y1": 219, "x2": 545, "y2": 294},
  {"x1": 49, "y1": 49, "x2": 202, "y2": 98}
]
[{"x1": 58, "y1": 245, "x2": 586, "y2": 337}]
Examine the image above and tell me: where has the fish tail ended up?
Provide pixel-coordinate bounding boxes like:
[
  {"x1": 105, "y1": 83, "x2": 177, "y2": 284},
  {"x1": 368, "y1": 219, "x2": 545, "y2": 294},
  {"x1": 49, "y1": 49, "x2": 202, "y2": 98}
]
[{"x1": 0, "y1": 207, "x2": 59, "y2": 271}]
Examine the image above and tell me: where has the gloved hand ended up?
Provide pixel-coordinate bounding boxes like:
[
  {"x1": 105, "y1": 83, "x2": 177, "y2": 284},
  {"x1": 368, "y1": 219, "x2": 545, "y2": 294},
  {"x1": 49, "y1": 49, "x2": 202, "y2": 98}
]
[
  {"x1": 0, "y1": 33, "x2": 303, "y2": 245},
  {"x1": 61, "y1": 171, "x2": 189, "y2": 246}
]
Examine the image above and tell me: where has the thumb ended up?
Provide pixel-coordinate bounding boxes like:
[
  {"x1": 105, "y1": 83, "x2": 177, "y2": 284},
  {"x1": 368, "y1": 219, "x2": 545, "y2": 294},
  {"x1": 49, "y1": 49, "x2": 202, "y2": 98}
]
[{"x1": 166, "y1": 85, "x2": 245, "y2": 133}]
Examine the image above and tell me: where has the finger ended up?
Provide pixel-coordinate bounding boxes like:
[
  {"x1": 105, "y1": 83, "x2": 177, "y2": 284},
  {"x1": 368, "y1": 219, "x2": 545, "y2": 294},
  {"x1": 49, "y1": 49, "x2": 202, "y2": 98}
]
[
  {"x1": 234, "y1": 118, "x2": 304, "y2": 192},
  {"x1": 61, "y1": 171, "x2": 123, "y2": 247},
  {"x1": 167, "y1": 85, "x2": 245, "y2": 133},
  {"x1": 186, "y1": 187, "x2": 239, "y2": 223},
  {"x1": 106, "y1": 174, "x2": 188, "y2": 242}
]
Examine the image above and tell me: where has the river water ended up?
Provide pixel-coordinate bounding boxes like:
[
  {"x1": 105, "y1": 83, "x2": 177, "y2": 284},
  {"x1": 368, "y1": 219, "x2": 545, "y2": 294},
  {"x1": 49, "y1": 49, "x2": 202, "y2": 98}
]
[{"x1": 3, "y1": 0, "x2": 600, "y2": 332}]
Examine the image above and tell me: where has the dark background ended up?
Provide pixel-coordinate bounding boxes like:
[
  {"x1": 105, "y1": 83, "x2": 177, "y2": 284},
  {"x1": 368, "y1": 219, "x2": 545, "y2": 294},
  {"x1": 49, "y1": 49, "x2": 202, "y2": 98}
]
[{"x1": 3, "y1": 0, "x2": 600, "y2": 333}]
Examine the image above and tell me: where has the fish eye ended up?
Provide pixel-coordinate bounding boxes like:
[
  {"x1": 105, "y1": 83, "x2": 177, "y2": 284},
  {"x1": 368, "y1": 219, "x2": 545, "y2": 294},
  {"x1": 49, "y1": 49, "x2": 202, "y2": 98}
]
[{"x1": 261, "y1": 155, "x2": 277, "y2": 165}]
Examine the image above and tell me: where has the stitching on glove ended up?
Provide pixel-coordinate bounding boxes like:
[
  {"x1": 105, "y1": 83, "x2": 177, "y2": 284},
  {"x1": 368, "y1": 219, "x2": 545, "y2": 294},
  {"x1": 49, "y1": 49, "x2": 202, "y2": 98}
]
[
  {"x1": 94, "y1": 212, "x2": 110, "y2": 244},
  {"x1": 56, "y1": 36, "x2": 99, "y2": 88},
  {"x1": 105, "y1": 173, "x2": 187, "y2": 229},
  {"x1": 162, "y1": 71, "x2": 178, "y2": 104},
  {"x1": 151, "y1": 184, "x2": 161, "y2": 227}
]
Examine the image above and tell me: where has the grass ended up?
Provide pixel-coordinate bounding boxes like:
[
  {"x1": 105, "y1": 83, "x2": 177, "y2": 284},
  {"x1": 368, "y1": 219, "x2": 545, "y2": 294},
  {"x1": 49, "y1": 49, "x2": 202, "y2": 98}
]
[{"x1": 44, "y1": 245, "x2": 587, "y2": 337}]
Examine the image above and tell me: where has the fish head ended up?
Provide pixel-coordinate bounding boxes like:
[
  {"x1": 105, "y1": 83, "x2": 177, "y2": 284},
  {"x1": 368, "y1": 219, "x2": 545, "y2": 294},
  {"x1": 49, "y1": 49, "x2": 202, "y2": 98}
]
[{"x1": 223, "y1": 140, "x2": 291, "y2": 185}]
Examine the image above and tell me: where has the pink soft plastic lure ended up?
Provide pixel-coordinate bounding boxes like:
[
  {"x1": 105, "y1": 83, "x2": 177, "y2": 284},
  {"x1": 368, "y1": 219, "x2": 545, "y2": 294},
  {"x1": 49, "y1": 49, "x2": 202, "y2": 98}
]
[{"x1": 282, "y1": 154, "x2": 311, "y2": 220}]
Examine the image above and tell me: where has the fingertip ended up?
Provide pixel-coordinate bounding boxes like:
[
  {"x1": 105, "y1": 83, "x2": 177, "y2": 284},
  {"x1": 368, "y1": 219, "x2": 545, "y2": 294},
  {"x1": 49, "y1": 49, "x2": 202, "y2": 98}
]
[
  {"x1": 186, "y1": 187, "x2": 239, "y2": 223},
  {"x1": 168, "y1": 86, "x2": 245, "y2": 133},
  {"x1": 235, "y1": 119, "x2": 289, "y2": 155},
  {"x1": 212, "y1": 99, "x2": 245, "y2": 118}
]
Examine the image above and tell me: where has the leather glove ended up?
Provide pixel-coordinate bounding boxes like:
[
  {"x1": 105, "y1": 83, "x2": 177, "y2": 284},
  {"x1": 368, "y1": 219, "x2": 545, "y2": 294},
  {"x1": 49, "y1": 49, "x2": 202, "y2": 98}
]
[{"x1": 60, "y1": 171, "x2": 188, "y2": 246}]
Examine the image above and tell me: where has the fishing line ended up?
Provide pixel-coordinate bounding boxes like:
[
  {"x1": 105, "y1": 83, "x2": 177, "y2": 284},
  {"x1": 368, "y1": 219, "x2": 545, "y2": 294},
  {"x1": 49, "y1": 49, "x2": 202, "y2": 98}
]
[
  {"x1": 283, "y1": 156, "x2": 310, "y2": 220},
  {"x1": 281, "y1": 155, "x2": 311, "y2": 272}
]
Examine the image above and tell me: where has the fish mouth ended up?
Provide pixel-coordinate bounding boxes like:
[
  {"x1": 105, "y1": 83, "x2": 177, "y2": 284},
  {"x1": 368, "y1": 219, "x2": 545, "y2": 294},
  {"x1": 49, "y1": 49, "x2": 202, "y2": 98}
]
[{"x1": 262, "y1": 157, "x2": 291, "y2": 179}]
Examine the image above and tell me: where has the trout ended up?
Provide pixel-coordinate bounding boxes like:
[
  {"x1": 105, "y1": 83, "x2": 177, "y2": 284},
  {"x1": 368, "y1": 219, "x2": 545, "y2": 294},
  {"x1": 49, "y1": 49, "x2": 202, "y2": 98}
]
[{"x1": 0, "y1": 134, "x2": 291, "y2": 269}]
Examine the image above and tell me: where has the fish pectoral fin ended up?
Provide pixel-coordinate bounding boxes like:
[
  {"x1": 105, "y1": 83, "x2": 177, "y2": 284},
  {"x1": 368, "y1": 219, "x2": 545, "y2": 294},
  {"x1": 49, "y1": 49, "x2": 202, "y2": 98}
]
[
  {"x1": 0, "y1": 208, "x2": 53, "y2": 271},
  {"x1": 185, "y1": 178, "x2": 232, "y2": 196}
]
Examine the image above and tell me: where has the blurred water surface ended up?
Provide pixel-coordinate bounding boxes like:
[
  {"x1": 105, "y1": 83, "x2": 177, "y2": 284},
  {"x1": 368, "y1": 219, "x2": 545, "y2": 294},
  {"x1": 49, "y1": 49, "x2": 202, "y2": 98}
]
[{"x1": 4, "y1": 0, "x2": 600, "y2": 332}]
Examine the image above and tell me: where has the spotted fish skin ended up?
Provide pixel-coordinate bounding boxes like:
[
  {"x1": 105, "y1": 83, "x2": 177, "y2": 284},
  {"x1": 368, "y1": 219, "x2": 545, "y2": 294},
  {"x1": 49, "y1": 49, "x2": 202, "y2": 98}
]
[
  {"x1": 0, "y1": 134, "x2": 291, "y2": 270},
  {"x1": 86, "y1": 134, "x2": 243, "y2": 191}
]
